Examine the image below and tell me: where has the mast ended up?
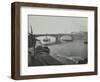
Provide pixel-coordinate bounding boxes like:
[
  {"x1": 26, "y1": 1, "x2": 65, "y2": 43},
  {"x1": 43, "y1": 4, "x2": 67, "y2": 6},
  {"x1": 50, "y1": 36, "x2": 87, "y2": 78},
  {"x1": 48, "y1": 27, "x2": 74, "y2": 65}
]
[{"x1": 31, "y1": 26, "x2": 33, "y2": 34}]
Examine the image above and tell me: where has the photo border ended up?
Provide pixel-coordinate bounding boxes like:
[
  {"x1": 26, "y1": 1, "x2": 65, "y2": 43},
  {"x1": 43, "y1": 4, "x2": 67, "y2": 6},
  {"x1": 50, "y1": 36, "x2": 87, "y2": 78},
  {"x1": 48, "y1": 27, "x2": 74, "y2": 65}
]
[{"x1": 11, "y1": 2, "x2": 98, "y2": 80}]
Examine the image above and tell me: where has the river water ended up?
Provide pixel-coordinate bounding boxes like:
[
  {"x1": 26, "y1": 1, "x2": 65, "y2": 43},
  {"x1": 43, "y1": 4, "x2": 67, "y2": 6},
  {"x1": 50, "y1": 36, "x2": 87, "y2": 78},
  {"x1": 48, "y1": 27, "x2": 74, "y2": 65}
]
[{"x1": 48, "y1": 40, "x2": 87, "y2": 64}]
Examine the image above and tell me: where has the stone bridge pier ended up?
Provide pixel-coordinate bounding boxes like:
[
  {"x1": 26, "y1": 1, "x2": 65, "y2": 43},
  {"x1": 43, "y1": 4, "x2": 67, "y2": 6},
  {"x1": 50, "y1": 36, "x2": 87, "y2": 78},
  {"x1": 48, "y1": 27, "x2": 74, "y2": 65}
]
[
  {"x1": 54, "y1": 34, "x2": 73, "y2": 43},
  {"x1": 54, "y1": 35, "x2": 62, "y2": 43}
]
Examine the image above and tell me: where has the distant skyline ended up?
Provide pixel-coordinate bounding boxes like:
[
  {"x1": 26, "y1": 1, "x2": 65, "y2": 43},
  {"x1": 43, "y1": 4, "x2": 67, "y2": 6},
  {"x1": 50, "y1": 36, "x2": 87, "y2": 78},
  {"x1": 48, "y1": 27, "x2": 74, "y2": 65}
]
[{"x1": 28, "y1": 15, "x2": 88, "y2": 34}]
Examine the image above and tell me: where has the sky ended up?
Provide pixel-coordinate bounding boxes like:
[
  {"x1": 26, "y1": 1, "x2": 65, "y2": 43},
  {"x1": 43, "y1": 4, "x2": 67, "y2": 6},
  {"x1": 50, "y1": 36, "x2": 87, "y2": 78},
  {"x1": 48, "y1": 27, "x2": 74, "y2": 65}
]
[{"x1": 28, "y1": 15, "x2": 88, "y2": 34}]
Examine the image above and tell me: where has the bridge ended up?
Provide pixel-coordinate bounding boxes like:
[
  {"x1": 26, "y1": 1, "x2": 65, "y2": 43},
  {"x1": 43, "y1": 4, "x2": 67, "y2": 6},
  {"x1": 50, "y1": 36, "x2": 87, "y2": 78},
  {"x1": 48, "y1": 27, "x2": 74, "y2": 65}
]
[
  {"x1": 29, "y1": 26, "x2": 73, "y2": 43},
  {"x1": 33, "y1": 34, "x2": 73, "y2": 43}
]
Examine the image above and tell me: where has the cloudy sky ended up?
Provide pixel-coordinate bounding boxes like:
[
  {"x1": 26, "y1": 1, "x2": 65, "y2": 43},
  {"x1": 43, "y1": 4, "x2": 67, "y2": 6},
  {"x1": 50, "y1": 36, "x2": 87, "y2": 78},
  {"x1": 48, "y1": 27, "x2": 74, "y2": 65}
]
[{"x1": 28, "y1": 15, "x2": 88, "y2": 34}]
